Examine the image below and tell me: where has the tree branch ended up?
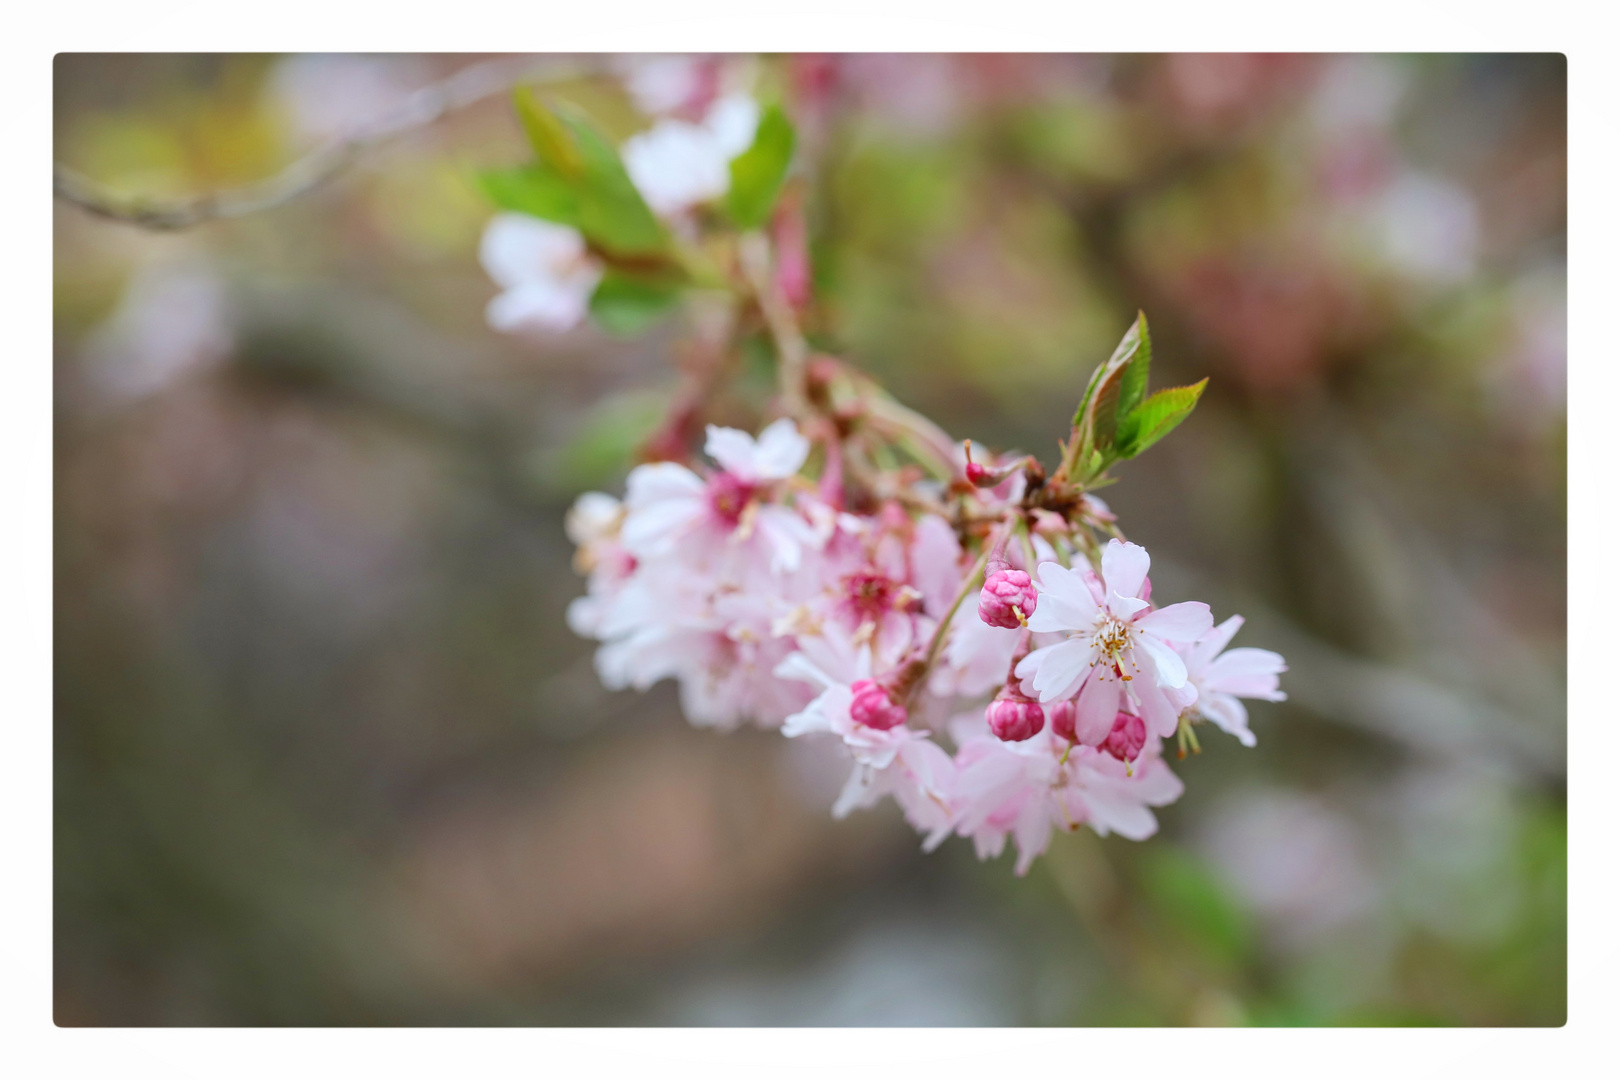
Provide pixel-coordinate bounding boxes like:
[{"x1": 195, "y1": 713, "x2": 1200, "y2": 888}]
[{"x1": 53, "y1": 54, "x2": 599, "y2": 231}]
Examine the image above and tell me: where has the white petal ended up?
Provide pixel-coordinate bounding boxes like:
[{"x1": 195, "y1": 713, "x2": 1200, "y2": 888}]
[
  {"x1": 751, "y1": 417, "x2": 811, "y2": 479},
  {"x1": 478, "y1": 213, "x2": 588, "y2": 287},
  {"x1": 485, "y1": 277, "x2": 594, "y2": 333},
  {"x1": 1035, "y1": 562, "x2": 1099, "y2": 624},
  {"x1": 705, "y1": 93, "x2": 762, "y2": 158},
  {"x1": 1136, "y1": 601, "x2": 1214, "y2": 642},
  {"x1": 622, "y1": 120, "x2": 730, "y2": 216},
  {"x1": 1200, "y1": 691, "x2": 1256, "y2": 746},
  {"x1": 1136, "y1": 633, "x2": 1189, "y2": 688},
  {"x1": 625, "y1": 461, "x2": 705, "y2": 505},
  {"x1": 1107, "y1": 591, "x2": 1150, "y2": 620},
  {"x1": 1026, "y1": 598, "x2": 1087, "y2": 634},
  {"x1": 773, "y1": 652, "x2": 837, "y2": 690},
  {"x1": 1101, "y1": 539, "x2": 1150, "y2": 601},
  {"x1": 1027, "y1": 639, "x2": 1095, "y2": 703},
  {"x1": 703, "y1": 424, "x2": 761, "y2": 477}
]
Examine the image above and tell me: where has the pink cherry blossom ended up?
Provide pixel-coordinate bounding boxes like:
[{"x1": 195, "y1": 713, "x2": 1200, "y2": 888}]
[
  {"x1": 479, "y1": 213, "x2": 603, "y2": 334},
  {"x1": 1175, "y1": 614, "x2": 1288, "y2": 746},
  {"x1": 619, "y1": 419, "x2": 818, "y2": 574},
  {"x1": 950, "y1": 724, "x2": 1185, "y2": 875},
  {"x1": 1017, "y1": 539, "x2": 1214, "y2": 742},
  {"x1": 622, "y1": 94, "x2": 762, "y2": 217}
]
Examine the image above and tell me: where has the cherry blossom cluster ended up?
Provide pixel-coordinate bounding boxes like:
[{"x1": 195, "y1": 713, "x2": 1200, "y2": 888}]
[
  {"x1": 478, "y1": 57, "x2": 1288, "y2": 873},
  {"x1": 564, "y1": 409, "x2": 1287, "y2": 874}
]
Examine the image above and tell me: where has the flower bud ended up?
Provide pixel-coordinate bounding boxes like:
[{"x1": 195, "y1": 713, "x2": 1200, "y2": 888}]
[
  {"x1": 849, "y1": 679, "x2": 907, "y2": 731},
  {"x1": 965, "y1": 461, "x2": 999, "y2": 487},
  {"x1": 1049, "y1": 698, "x2": 1077, "y2": 743},
  {"x1": 1101, "y1": 710, "x2": 1147, "y2": 763},
  {"x1": 979, "y1": 568, "x2": 1037, "y2": 629},
  {"x1": 987, "y1": 691, "x2": 1046, "y2": 742}
]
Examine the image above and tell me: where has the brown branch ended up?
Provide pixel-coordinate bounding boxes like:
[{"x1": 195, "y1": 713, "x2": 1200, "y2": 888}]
[{"x1": 52, "y1": 54, "x2": 599, "y2": 231}]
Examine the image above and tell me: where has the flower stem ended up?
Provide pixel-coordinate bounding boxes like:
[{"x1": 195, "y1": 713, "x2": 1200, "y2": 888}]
[{"x1": 904, "y1": 545, "x2": 992, "y2": 706}]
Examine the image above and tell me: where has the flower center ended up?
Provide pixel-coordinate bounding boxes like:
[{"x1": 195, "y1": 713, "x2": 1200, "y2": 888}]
[
  {"x1": 1087, "y1": 616, "x2": 1139, "y2": 682},
  {"x1": 707, "y1": 472, "x2": 758, "y2": 525}
]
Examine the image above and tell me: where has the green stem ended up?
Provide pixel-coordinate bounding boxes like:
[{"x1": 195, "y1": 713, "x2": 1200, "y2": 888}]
[{"x1": 905, "y1": 545, "x2": 992, "y2": 706}]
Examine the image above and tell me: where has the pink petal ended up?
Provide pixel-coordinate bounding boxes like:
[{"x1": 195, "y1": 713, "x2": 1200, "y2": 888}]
[
  {"x1": 1073, "y1": 670, "x2": 1120, "y2": 744},
  {"x1": 1035, "y1": 562, "x2": 1099, "y2": 624},
  {"x1": 1200, "y1": 691, "x2": 1257, "y2": 746},
  {"x1": 1136, "y1": 633, "x2": 1189, "y2": 688},
  {"x1": 1101, "y1": 539, "x2": 1150, "y2": 601},
  {"x1": 1135, "y1": 681, "x2": 1181, "y2": 738},
  {"x1": 1136, "y1": 601, "x2": 1214, "y2": 642}
]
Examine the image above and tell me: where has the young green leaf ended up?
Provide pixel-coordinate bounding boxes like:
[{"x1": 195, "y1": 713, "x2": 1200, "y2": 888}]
[
  {"x1": 553, "y1": 105, "x2": 668, "y2": 257},
  {"x1": 1116, "y1": 311, "x2": 1152, "y2": 419},
  {"x1": 513, "y1": 86, "x2": 584, "y2": 178},
  {"x1": 477, "y1": 165, "x2": 581, "y2": 226},
  {"x1": 589, "y1": 272, "x2": 682, "y2": 336},
  {"x1": 724, "y1": 105, "x2": 796, "y2": 230},
  {"x1": 1116, "y1": 378, "x2": 1208, "y2": 458}
]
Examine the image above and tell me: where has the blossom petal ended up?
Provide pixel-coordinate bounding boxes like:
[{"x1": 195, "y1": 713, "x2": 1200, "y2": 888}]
[
  {"x1": 1023, "y1": 639, "x2": 1095, "y2": 703},
  {"x1": 704, "y1": 424, "x2": 762, "y2": 477},
  {"x1": 1136, "y1": 601, "x2": 1214, "y2": 642},
  {"x1": 1135, "y1": 632, "x2": 1189, "y2": 688},
  {"x1": 1035, "y1": 562, "x2": 1099, "y2": 624},
  {"x1": 1199, "y1": 691, "x2": 1257, "y2": 746},
  {"x1": 1135, "y1": 680, "x2": 1181, "y2": 738},
  {"x1": 751, "y1": 417, "x2": 811, "y2": 479},
  {"x1": 1204, "y1": 647, "x2": 1288, "y2": 700},
  {"x1": 1101, "y1": 539, "x2": 1150, "y2": 601},
  {"x1": 1026, "y1": 595, "x2": 1090, "y2": 633},
  {"x1": 1107, "y1": 591, "x2": 1150, "y2": 620},
  {"x1": 1073, "y1": 669, "x2": 1120, "y2": 745}
]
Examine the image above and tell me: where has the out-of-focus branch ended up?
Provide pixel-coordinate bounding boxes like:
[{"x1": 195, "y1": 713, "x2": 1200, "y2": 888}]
[
  {"x1": 53, "y1": 54, "x2": 597, "y2": 231},
  {"x1": 738, "y1": 231, "x2": 810, "y2": 417}
]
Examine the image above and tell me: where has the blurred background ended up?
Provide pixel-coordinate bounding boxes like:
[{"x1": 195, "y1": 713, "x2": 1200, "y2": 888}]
[{"x1": 53, "y1": 53, "x2": 1565, "y2": 1026}]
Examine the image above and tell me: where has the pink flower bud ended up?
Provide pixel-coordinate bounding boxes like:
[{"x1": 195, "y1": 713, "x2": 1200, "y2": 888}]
[
  {"x1": 978, "y1": 568, "x2": 1037, "y2": 629},
  {"x1": 965, "y1": 461, "x2": 998, "y2": 487},
  {"x1": 1050, "y1": 698, "x2": 1078, "y2": 743},
  {"x1": 849, "y1": 679, "x2": 907, "y2": 731},
  {"x1": 1101, "y1": 710, "x2": 1147, "y2": 763},
  {"x1": 987, "y1": 691, "x2": 1046, "y2": 742}
]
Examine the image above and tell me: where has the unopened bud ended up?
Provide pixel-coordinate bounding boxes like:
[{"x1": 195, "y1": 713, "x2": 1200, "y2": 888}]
[
  {"x1": 1049, "y1": 698, "x2": 1077, "y2": 743},
  {"x1": 965, "y1": 461, "x2": 999, "y2": 487},
  {"x1": 979, "y1": 568, "x2": 1037, "y2": 629},
  {"x1": 987, "y1": 690, "x2": 1046, "y2": 742},
  {"x1": 849, "y1": 679, "x2": 907, "y2": 731},
  {"x1": 1101, "y1": 710, "x2": 1147, "y2": 763}
]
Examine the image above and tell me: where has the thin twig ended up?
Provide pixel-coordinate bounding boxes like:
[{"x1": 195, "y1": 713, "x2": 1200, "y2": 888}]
[
  {"x1": 738, "y1": 231, "x2": 810, "y2": 417},
  {"x1": 53, "y1": 55, "x2": 598, "y2": 230}
]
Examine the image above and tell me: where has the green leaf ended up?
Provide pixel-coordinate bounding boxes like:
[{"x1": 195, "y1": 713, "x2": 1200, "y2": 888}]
[
  {"x1": 589, "y1": 272, "x2": 682, "y2": 336},
  {"x1": 477, "y1": 165, "x2": 580, "y2": 226},
  {"x1": 1088, "y1": 355, "x2": 1127, "y2": 451},
  {"x1": 554, "y1": 105, "x2": 668, "y2": 257},
  {"x1": 482, "y1": 96, "x2": 668, "y2": 259},
  {"x1": 1116, "y1": 378, "x2": 1207, "y2": 458},
  {"x1": 513, "y1": 86, "x2": 583, "y2": 177},
  {"x1": 724, "y1": 105, "x2": 796, "y2": 230},
  {"x1": 1116, "y1": 311, "x2": 1152, "y2": 419}
]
